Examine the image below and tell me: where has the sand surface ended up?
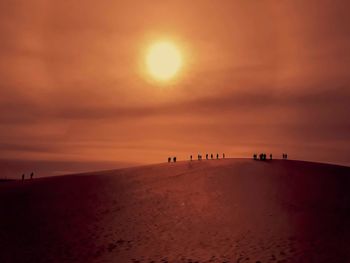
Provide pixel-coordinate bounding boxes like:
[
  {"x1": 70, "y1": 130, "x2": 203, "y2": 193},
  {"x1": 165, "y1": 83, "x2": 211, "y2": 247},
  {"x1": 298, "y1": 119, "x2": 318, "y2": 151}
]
[{"x1": 0, "y1": 159, "x2": 350, "y2": 263}]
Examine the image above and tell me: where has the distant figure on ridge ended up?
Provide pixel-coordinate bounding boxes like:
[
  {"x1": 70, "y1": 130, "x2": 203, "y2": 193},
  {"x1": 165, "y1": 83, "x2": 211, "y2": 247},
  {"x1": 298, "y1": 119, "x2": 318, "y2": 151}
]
[
  {"x1": 216, "y1": 153, "x2": 219, "y2": 159},
  {"x1": 168, "y1": 157, "x2": 171, "y2": 163},
  {"x1": 190, "y1": 155, "x2": 192, "y2": 161},
  {"x1": 259, "y1": 153, "x2": 267, "y2": 161},
  {"x1": 270, "y1": 154, "x2": 272, "y2": 160},
  {"x1": 173, "y1": 157, "x2": 177, "y2": 162},
  {"x1": 211, "y1": 153, "x2": 213, "y2": 159},
  {"x1": 21, "y1": 173, "x2": 25, "y2": 182},
  {"x1": 206, "y1": 154, "x2": 208, "y2": 160},
  {"x1": 30, "y1": 172, "x2": 34, "y2": 180},
  {"x1": 223, "y1": 153, "x2": 225, "y2": 159}
]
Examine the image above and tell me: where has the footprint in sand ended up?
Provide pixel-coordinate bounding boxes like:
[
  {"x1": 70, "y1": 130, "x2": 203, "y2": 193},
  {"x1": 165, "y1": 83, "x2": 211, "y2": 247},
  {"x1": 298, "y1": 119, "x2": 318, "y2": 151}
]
[{"x1": 107, "y1": 243, "x2": 117, "y2": 252}]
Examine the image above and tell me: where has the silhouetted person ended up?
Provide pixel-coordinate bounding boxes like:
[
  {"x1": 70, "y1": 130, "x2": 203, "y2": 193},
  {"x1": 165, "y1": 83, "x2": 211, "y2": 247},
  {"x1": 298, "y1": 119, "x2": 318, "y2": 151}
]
[
  {"x1": 21, "y1": 173, "x2": 25, "y2": 182},
  {"x1": 216, "y1": 153, "x2": 219, "y2": 159},
  {"x1": 270, "y1": 154, "x2": 272, "y2": 160},
  {"x1": 223, "y1": 153, "x2": 225, "y2": 159},
  {"x1": 211, "y1": 153, "x2": 213, "y2": 159},
  {"x1": 206, "y1": 154, "x2": 208, "y2": 160},
  {"x1": 168, "y1": 157, "x2": 171, "y2": 163},
  {"x1": 30, "y1": 172, "x2": 34, "y2": 180},
  {"x1": 285, "y1": 153, "x2": 288, "y2": 159},
  {"x1": 190, "y1": 155, "x2": 192, "y2": 161},
  {"x1": 173, "y1": 157, "x2": 177, "y2": 162}
]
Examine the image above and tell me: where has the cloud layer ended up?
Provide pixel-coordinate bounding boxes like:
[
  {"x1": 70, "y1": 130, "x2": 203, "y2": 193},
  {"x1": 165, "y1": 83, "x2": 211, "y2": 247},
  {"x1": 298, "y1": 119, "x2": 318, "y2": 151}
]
[{"x1": 0, "y1": 0, "x2": 349, "y2": 166}]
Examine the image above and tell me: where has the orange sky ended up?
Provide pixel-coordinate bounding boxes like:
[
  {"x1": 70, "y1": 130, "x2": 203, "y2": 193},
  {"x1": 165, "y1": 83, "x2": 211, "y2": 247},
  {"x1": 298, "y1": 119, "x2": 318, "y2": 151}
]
[{"x1": 1, "y1": 0, "x2": 350, "y2": 167}]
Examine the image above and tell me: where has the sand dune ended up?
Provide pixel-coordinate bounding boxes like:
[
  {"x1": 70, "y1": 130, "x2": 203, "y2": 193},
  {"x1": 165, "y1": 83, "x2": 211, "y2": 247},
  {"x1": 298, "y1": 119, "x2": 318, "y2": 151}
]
[{"x1": 0, "y1": 159, "x2": 350, "y2": 263}]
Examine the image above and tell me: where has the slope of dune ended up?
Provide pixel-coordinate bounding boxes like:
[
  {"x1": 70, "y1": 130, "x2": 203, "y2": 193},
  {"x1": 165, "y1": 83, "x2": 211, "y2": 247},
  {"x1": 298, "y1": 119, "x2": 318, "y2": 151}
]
[{"x1": 0, "y1": 159, "x2": 350, "y2": 263}]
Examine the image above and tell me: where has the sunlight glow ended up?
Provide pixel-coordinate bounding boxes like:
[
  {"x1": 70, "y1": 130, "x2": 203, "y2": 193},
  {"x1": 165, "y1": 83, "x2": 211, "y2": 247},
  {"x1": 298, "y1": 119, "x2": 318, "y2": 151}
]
[{"x1": 146, "y1": 41, "x2": 182, "y2": 81}]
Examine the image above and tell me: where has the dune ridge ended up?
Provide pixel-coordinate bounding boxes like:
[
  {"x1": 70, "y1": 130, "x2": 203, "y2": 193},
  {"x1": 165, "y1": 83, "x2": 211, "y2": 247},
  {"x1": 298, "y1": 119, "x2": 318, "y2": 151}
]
[{"x1": 0, "y1": 158, "x2": 349, "y2": 263}]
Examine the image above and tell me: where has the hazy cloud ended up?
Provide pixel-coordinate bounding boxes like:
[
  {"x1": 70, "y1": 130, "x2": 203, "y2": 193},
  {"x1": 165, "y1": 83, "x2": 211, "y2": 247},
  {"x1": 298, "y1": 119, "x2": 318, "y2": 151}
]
[{"x1": 0, "y1": 0, "x2": 349, "y2": 166}]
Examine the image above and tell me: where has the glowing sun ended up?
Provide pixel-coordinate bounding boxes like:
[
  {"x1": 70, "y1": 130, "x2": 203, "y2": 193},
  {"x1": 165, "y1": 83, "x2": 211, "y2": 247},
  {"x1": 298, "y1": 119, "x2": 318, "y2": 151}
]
[{"x1": 146, "y1": 41, "x2": 182, "y2": 81}]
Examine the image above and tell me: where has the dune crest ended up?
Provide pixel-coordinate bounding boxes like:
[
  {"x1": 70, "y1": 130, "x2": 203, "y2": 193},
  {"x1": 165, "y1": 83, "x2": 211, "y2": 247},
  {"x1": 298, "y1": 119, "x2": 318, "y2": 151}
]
[{"x1": 0, "y1": 159, "x2": 349, "y2": 262}]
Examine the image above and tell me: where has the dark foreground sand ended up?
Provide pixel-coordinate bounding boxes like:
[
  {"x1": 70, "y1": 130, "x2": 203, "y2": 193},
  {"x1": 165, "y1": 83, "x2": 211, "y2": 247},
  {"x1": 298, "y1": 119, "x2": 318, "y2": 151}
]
[{"x1": 0, "y1": 159, "x2": 350, "y2": 263}]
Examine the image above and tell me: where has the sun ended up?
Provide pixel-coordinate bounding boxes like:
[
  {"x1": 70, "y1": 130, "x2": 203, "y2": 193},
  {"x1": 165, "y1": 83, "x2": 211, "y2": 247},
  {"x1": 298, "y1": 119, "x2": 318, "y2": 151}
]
[{"x1": 146, "y1": 41, "x2": 182, "y2": 81}]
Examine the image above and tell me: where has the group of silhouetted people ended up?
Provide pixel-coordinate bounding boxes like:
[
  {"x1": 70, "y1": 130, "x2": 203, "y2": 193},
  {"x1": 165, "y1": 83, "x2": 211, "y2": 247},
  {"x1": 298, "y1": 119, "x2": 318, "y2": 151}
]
[
  {"x1": 191, "y1": 153, "x2": 225, "y2": 161},
  {"x1": 168, "y1": 152, "x2": 289, "y2": 163},
  {"x1": 253, "y1": 153, "x2": 288, "y2": 161},
  {"x1": 253, "y1": 153, "x2": 272, "y2": 160},
  {"x1": 21, "y1": 172, "x2": 34, "y2": 182},
  {"x1": 169, "y1": 153, "x2": 226, "y2": 163},
  {"x1": 168, "y1": 157, "x2": 177, "y2": 163}
]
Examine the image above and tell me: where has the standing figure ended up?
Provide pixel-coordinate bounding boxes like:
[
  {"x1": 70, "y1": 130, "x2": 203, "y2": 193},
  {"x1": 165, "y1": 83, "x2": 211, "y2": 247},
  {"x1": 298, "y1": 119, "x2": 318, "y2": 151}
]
[
  {"x1": 216, "y1": 153, "x2": 219, "y2": 159},
  {"x1": 30, "y1": 172, "x2": 34, "y2": 180},
  {"x1": 21, "y1": 173, "x2": 25, "y2": 182},
  {"x1": 190, "y1": 155, "x2": 192, "y2": 161},
  {"x1": 223, "y1": 153, "x2": 225, "y2": 159},
  {"x1": 168, "y1": 157, "x2": 171, "y2": 163},
  {"x1": 206, "y1": 154, "x2": 208, "y2": 160},
  {"x1": 270, "y1": 154, "x2": 272, "y2": 160},
  {"x1": 211, "y1": 153, "x2": 213, "y2": 159},
  {"x1": 285, "y1": 153, "x2": 288, "y2": 159},
  {"x1": 173, "y1": 157, "x2": 177, "y2": 162}
]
